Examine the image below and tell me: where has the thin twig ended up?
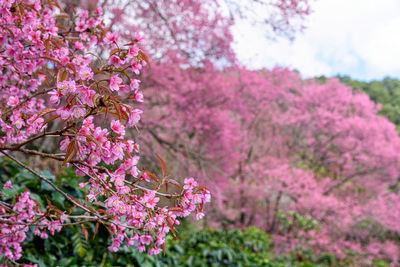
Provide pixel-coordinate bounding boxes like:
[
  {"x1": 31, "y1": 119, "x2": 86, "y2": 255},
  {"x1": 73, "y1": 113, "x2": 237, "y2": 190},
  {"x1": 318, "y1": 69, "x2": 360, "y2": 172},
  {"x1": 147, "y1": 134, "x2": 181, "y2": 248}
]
[{"x1": 0, "y1": 151, "x2": 99, "y2": 217}]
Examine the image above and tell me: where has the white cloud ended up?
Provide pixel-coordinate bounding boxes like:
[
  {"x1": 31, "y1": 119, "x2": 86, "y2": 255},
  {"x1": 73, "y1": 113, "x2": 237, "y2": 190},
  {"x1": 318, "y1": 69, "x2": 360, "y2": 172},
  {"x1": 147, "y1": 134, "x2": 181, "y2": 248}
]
[{"x1": 233, "y1": 0, "x2": 400, "y2": 80}]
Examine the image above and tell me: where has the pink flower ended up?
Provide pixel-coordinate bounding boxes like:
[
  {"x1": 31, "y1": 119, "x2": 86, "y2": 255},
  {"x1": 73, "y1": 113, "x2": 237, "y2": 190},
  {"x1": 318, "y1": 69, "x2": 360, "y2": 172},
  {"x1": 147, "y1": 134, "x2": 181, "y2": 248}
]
[
  {"x1": 75, "y1": 21, "x2": 87, "y2": 32},
  {"x1": 130, "y1": 79, "x2": 141, "y2": 90},
  {"x1": 148, "y1": 247, "x2": 162, "y2": 255},
  {"x1": 105, "y1": 32, "x2": 118, "y2": 44},
  {"x1": 56, "y1": 107, "x2": 71, "y2": 120},
  {"x1": 3, "y1": 180, "x2": 12, "y2": 189},
  {"x1": 7, "y1": 96, "x2": 19, "y2": 107},
  {"x1": 203, "y1": 190, "x2": 211, "y2": 203},
  {"x1": 134, "y1": 32, "x2": 144, "y2": 42},
  {"x1": 155, "y1": 237, "x2": 165, "y2": 246},
  {"x1": 140, "y1": 234, "x2": 153, "y2": 245},
  {"x1": 127, "y1": 237, "x2": 136, "y2": 247},
  {"x1": 131, "y1": 61, "x2": 142, "y2": 75},
  {"x1": 57, "y1": 80, "x2": 76, "y2": 94},
  {"x1": 28, "y1": 30, "x2": 42, "y2": 45},
  {"x1": 142, "y1": 191, "x2": 159, "y2": 209},
  {"x1": 48, "y1": 90, "x2": 61, "y2": 105},
  {"x1": 78, "y1": 10, "x2": 89, "y2": 20},
  {"x1": 60, "y1": 137, "x2": 70, "y2": 151},
  {"x1": 130, "y1": 90, "x2": 144, "y2": 102},
  {"x1": 111, "y1": 120, "x2": 125, "y2": 136},
  {"x1": 79, "y1": 182, "x2": 88, "y2": 189},
  {"x1": 72, "y1": 106, "x2": 86, "y2": 118},
  {"x1": 47, "y1": 220, "x2": 62, "y2": 235},
  {"x1": 74, "y1": 41, "x2": 84, "y2": 50},
  {"x1": 136, "y1": 243, "x2": 146, "y2": 253},
  {"x1": 141, "y1": 172, "x2": 150, "y2": 182},
  {"x1": 96, "y1": 7, "x2": 103, "y2": 15},
  {"x1": 93, "y1": 127, "x2": 108, "y2": 143},
  {"x1": 128, "y1": 46, "x2": 139, "y2": 58},
  {"x1": 111, "y1": 142, "x2": 125, "y2": 160},
  {"x1": 79, "y1": 33, "x2": 89, "y2": 41},
  {"x1": 194, "y1": 211, "x2": 205, "y2": 220},
  {"x1": 87, "y1": 18, "x2": 97, "y2": 28},
  {"x1": 89, "y1": 35, "x2": 97, "y2": 44},
  {"x1": 108, "y1": 238, "x2": 121, "y2": 252},
  {"x1": 109, "y1": 75, "x2": 122, "y2": 91},
  {"x1": 184, "y1": 177, "x2": 198, "y2": 191},
  {"x1": 60, "y1": 56, "x2": 70, "y2": 65},
  {"x1": 79, "y1": 66, "x2": 93, "y2": 81},
  {"x1": 109, "y1": 55, "x2": 121, "y2": 67},
  {"x1": 78, "y1": 87, "x2": 96, "y2": 107},
  {"x1": 127, "y1": 108, "x2": 142, "y2": 127}
]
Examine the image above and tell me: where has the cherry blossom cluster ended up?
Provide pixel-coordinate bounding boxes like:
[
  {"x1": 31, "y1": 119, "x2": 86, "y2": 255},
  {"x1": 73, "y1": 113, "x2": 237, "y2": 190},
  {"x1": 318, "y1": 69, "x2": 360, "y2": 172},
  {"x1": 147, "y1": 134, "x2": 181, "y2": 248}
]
[
  {"x1": 1, "y1": 181, "x2": 65, "y2": 262},
  {"x1": 104, "y1": 177, "x2": 210, "y2": 254},
  {"x1": 0, "y1": 0, "x2": 209, "y2": 263}
]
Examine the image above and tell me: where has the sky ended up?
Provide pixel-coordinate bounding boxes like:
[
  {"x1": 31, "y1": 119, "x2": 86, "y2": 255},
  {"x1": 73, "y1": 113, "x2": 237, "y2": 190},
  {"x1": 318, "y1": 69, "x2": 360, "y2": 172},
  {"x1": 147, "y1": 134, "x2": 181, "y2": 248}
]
[{"x1": 232, "y1": 0, "x2": 400, "y2": 81}]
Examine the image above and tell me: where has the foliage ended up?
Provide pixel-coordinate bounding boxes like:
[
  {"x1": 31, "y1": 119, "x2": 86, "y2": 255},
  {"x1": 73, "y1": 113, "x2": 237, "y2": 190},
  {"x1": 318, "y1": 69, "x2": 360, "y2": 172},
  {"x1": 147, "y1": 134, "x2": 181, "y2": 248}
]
[
  {"x1": 159, "y1": 227, "x2": 272, "y2": 267},
  {"x1": 337, "y1": 75, "x2": 400, "y2": 130}
]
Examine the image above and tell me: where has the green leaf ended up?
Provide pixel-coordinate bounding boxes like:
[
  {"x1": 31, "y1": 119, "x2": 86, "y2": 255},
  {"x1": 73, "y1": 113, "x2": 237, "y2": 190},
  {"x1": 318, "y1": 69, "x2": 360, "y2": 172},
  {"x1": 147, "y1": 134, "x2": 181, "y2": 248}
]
[{"x1": 72, "y1": 231, "x2": 87, "y2": 258}]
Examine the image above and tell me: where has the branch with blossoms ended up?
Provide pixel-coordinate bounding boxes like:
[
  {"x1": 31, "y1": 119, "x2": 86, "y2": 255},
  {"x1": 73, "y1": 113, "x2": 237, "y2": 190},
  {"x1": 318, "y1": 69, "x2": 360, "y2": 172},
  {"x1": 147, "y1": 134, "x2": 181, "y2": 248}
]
[{"x1": 0, "y1": 0, "x2": 210, "y2": 263}]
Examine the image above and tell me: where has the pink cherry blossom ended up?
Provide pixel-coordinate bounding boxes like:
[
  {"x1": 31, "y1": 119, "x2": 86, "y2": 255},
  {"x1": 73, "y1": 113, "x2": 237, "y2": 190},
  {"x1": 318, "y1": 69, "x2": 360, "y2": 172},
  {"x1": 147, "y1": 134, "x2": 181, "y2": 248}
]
[
  {"x1": 109, "y1": 55, "x2": 121, "y2": 67},
  {"x1": 105, "y1": 32, "x2": 119, "y2": 44},
  {"x1": 110, "y1": 120, "x2": 125, "y2": 136},
  {"x1": 109, "y1": 75, "x2": 122, "y2": 91},
  {"x1": 128, "y1": 46, "x2": 139, "y2": 58},
  {"x1": 3, "y1": 180, "x2": 12, "y2": 189},
  {"x1": 7, "y1": 96, "x2": 19, "y2": 107},
  {"x1": 184, "y1": 177, "x2": 198, "y2": 191}
]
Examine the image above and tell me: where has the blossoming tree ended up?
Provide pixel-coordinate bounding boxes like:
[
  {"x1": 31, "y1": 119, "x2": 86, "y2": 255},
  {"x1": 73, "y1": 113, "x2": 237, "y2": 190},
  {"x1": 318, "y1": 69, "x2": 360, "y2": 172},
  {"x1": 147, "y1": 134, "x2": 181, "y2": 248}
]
[
  {"x1": 76, "y1": 0, "x2": 400, "y2": 264},
  {"x1": 0, "y1": 0, "x2": 210, "y2": 264},
  {"x1": 142, "y1": 65, "x2": 400, "y2": 264},
  {"x1": 92, "y1": 0, "x2": 400, "y2": 263}
]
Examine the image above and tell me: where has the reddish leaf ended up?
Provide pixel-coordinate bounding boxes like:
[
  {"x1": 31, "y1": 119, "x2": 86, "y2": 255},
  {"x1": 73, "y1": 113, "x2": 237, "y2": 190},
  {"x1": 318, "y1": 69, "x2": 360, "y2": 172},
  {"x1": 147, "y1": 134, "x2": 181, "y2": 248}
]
[
  {"x1": 138, "y1": 50, "x2": 151, "y2": 68},
  {"x1": 166, "y1": 179, "x2": 183, "y2": 190},
  {"x1": 40, "y1": 114, "x2": 61, "y2": 129},
  {"x1": 168, "y1": 207, "x2": 184, "y2": 213},
  {"x1": 51, "y1": 36, "x2": 66, "y2": 47},
  {"x1": 57, "y1": 69, "x2": 68, "y2": 83},
  {"x1": 32, "y1": 198, "x2": 42, "y2": 208},
  {"x1": 33, "y1": 108, "x2": 56, "y2": 122},
  {"x1": 54, "y1": 13, "x2": 69, "y2": 19},
  {"x1": 110, "y1": 48, "x2": 119, "y2": 56},
  {"x1": 112, "y1": 100, "x2": 123, "y2": 120},
  {"x1": 41, "y1": 56, "x2": 62, "y2": 66},
  {"x1": 155, "y1": 153, "x2": 167, "y2": 177},
  {"x1": 62, "y1": 140, "x2": 77, "y2": 166},
  {"x1": 93, "y1": 222, "x2": 99, "y2": 240},
  {"x1": 144, "y1": 170, "x2": 159, "y2": 183},
  {"x1": 166, "y1": 218, "x2": 176, "y2": 237},
  {"x1": 67, "y1": 63, "x2": 77, "y2": 77},
  {"x1": 44, "y1": 39, "x2": 50, "y2": 56},
  {"x1": 81, "y1": 225, "x2": 89, "y2": 242},
  {"x1": 98, "y1": 83, "x2": 112, "y2": 94}
]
